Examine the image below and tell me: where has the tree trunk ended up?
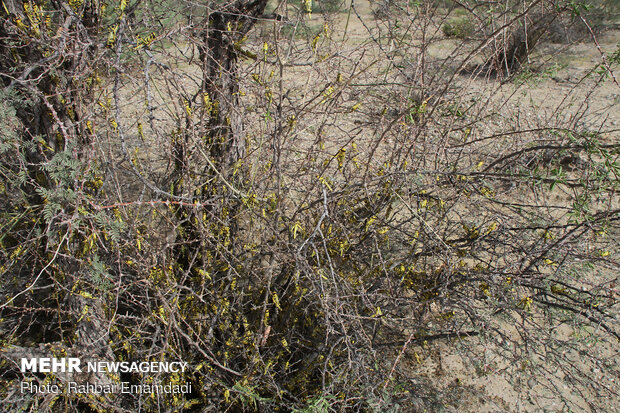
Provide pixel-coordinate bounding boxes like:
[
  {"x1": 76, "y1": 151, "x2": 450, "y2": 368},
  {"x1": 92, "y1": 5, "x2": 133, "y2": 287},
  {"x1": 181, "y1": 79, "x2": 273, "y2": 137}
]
[
  {"x1": 172, "y1": 0, "x2": 268, "y2": 244},
  {"x1": 487, "y1": 12, "x2": 557, "y2": 76},
  {"x1": 199, "y1": 0, "x2": 268, "y2": 174}
]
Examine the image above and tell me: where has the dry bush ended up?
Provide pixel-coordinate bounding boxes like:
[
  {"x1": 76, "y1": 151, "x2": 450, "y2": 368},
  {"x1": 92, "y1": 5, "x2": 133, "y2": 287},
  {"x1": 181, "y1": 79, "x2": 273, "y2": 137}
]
[{"x1": 1, "y1": 0, "x2": 619, "y2": 412}]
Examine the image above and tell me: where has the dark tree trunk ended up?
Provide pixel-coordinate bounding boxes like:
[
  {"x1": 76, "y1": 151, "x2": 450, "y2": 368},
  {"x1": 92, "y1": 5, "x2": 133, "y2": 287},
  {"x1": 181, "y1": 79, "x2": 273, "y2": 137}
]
[
  {"x1": 172, "y1": 0, "x2": 268, "y2": 225},
  {"x1": 199, "y1": 0, "x2": 268, "y2": 173},
  {"x1": 172, "y1": 0, "x2": 268, "y2": 208},
  {"x1": 201, "y1": 10, "x2": 245, "y2": 172},
  {"x1": 486, "y1": 12, "x2": 557, "y2": 76}
]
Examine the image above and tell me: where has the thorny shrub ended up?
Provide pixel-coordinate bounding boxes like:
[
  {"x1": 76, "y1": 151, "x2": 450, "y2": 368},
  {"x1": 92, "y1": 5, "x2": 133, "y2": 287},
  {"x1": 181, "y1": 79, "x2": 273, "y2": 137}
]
[{"x1": 1, "y1": 0, "x2": 618, "y2": 412}]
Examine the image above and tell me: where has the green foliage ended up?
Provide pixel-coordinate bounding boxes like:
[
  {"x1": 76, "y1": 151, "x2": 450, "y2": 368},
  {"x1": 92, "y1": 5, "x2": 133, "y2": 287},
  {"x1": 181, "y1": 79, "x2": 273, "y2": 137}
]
[
  {"x1": 293, "y1": 395, "x2": 335, "y2": 412},
  {"x1": 513, "y1": 63, "x2": 566, "y2": 86},
  {"x1": 442, "y1": 17, "x2": 474, "y2": 39}
]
